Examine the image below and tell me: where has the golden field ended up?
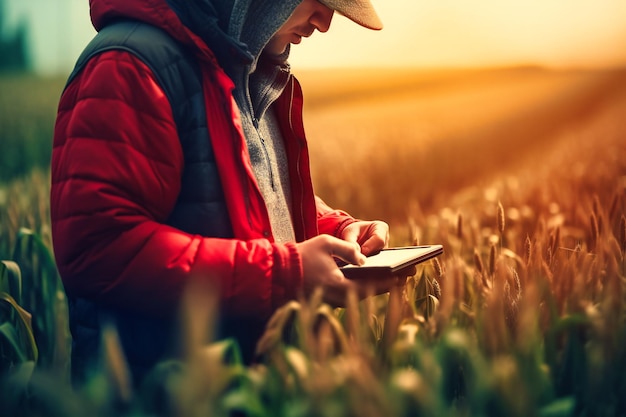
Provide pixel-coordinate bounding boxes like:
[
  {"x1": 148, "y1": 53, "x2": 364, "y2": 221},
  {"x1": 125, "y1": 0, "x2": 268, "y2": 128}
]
[
  {"x1": 1, "y1": 66, "x2": 625, "y2": 416},
  {"x1": 297, "y1": 66, "x2": 625, "y2": 225}
]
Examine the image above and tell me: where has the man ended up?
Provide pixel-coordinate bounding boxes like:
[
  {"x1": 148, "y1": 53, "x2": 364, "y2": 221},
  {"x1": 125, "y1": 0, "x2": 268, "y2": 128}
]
[{"x1": 51, "y1": 0, "x2": 393, "y2": 386}]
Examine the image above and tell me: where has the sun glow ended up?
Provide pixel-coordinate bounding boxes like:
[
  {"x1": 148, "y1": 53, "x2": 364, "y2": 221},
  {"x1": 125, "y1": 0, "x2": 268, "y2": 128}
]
[{"x1": 290, "y1": 0, "x2": 626, "y2": 69}]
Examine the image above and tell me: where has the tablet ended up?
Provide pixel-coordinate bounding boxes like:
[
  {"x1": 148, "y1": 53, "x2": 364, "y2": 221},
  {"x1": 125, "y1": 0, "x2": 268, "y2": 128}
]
[{"x1": 340, "y1": 245, "x2": 444, "y2": 279}]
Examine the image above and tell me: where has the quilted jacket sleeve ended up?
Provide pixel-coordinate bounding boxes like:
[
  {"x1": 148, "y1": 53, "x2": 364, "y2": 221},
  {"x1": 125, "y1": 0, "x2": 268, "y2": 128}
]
[
  {"x1": 51, "y1": 51, "x2": 301, "y2": 319},
  {"x1": 315, "y1": 196, "x2": 358, "y2": 238}
]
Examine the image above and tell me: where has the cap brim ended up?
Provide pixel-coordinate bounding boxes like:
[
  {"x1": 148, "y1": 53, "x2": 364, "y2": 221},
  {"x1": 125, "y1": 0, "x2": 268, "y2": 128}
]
[{"x1": 320, "y1": 0, "x2": 383, "y2": 30}]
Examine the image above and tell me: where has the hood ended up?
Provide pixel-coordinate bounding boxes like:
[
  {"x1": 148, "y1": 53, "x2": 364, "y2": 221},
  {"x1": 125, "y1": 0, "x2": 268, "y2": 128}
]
[
  {"x1": 89, "y1": 0, "x2": 302, "y2": 73},
  {"x1": 89, "y1": 0, "x2": 302, "y2": 152}
]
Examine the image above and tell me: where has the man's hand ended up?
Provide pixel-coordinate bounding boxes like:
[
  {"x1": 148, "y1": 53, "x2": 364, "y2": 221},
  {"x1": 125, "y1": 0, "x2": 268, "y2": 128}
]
[
  {"x1": 341, "y1": 220, "x2": 389, "y2": 256},
  {"x1": 296, "y1": 234, "x2": 364, "y2": 306},
  {"x1": 295, "y1": 231, "x2": 401, "y2": 307}
]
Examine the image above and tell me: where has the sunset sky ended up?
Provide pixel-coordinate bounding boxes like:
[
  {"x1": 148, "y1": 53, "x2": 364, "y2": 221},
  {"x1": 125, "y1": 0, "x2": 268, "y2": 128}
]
[
  {"x1": 5, "y1": 0, "x2": 626, "y2": 74},
  {"x1": 290, "y1": 0, "x2": 626, "y2": 69}
]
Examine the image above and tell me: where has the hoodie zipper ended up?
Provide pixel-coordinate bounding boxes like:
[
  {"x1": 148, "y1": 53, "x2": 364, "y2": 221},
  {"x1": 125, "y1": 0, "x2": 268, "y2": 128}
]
[
  {"x1": 254, "y1": 119, "x2": 277, "y2": 192},
  {"x1": 246, "y1": 73, "x2": 279, "y2": 192}
]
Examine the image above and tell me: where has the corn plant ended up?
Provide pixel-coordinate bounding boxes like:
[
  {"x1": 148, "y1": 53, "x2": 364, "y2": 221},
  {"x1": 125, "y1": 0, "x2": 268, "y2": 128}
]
[
  {"x1": 10, "y1": 228, "x2": 70, "y2": 375},
  {"x1": 1, "y1": 260, "x2": 38, "y2": 369}
]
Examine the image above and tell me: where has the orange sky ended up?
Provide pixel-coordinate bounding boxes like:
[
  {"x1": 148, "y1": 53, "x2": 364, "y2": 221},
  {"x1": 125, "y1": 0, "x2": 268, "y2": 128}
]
[
  {"x1": 290, "y1": 0, "x2": 626, "y2": 69},
  {"x1": 7, "y1": 0, "x2": 626, "y2": 74}
]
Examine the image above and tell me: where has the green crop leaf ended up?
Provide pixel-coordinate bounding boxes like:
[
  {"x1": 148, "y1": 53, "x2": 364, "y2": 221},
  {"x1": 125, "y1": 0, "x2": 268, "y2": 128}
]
[
  {"x1": 539, "y1": 396, "x2": 575, "y2": 417},
  {"x1": 0, "y1": 260, "x2": 22, "y2": 305},
  {"x1": 203, "y1": 338, "x2": 244, "y2": 366},
  {"x1": 0, "y1": 292, "x2": 38, "y2": 364},
  {"x1": 10, "y1": 228, "x2": 69, "y2": 373},
  {"x1": 0, "y1": 322, "x2": 29, "y2": 364}
]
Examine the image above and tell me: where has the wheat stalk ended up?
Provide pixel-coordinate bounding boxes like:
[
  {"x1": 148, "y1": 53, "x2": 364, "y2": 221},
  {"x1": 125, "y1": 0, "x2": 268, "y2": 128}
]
[{"x1": 497, "y1": 201, "x2": 505, "y2": 236}]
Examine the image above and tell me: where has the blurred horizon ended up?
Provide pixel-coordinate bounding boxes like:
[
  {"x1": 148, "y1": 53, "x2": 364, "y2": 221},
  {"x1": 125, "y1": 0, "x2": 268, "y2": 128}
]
[{"x1": 2, "y1": 0, "x2": 626, "y2": 75}]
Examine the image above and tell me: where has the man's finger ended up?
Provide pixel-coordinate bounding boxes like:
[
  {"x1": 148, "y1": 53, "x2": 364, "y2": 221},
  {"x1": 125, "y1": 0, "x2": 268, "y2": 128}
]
[
  {"x1": 330, "y1": 238, "x2": 366, "y2": 266},
  {"x1": 360, "y1": 222, "x2": 389, "y2": 255},
  {"x1": 342, "y1": 225, "x2": 360, "y2": 244}
]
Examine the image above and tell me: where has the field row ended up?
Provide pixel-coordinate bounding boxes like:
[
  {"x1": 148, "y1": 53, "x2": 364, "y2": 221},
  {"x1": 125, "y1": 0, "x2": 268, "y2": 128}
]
[{"x1": 301, "y1": 67, "x2": 626, "y2": 223}]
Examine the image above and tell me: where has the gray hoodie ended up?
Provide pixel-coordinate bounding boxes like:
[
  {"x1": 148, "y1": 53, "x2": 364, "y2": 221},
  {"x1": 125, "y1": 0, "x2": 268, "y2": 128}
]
[{"x1": 166, "y1": 0, "x2": 304, "y2": 242}]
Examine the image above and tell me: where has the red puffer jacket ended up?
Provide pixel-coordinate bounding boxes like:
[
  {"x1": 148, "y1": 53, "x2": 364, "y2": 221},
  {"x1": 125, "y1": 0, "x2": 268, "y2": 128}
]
[{"x1": 50, "y1": 0, "x2": 356, "y2": 320}]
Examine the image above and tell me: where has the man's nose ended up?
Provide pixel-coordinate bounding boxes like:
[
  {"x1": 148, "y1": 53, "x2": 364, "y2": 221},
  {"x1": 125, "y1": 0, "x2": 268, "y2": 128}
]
[{"x1": 311, "y1": 4, "x2": 334, "y2": 33}]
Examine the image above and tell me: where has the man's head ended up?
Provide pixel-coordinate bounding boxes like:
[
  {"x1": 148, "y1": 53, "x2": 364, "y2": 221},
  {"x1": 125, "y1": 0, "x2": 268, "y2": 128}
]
[{"x1": 265, "y1": 0, "x2": 382, "y2": 56}]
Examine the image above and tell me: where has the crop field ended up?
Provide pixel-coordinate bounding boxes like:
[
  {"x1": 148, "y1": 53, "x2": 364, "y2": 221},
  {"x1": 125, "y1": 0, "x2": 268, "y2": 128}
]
[{"x1": 1, "y1": 66, "x2": 625, "y2": 417}]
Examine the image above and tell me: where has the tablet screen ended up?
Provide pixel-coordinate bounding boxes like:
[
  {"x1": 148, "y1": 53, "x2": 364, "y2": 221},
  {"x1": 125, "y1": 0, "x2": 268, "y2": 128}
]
[{"x1": 340, "y1": 245, "x2": 443, "y2": 279}]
